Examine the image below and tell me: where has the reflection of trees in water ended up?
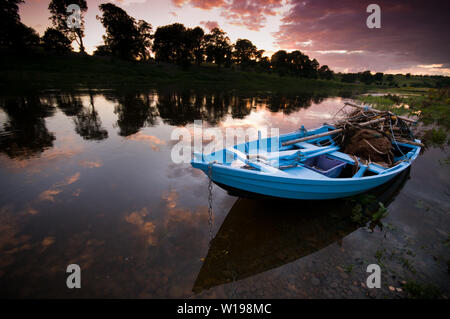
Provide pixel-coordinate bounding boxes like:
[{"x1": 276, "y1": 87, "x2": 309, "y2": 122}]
[
  {"x1": 107, "y1": 92, "x2": 159, "y2": 136},
  {"x1": 266, "y1": 93, "x2": 325, "y2": 114},
  {"x1": 53, "y1": 92, "x2": 108, "y2": 141},
  {"x1": 73, "y1": 93, "x2": 108, "y2": 140},
  {"x1": 156, "y1": 90, "x2": 325, "y2": 125},
  {"x1": 53, "y1": 94, "x2": 84, "y2": 117},
  {"x1": 0, "y1": 96, "x2": 56, "y2": 159},
  {"x1": 0, "y1": 89, "x2": 329, "y2": 159},
  {"x1": 99, "y1": 89, "x2": 327, "y2": 130},
  {"x1": 157, "y1": 91, "x2": 228, "y2": 126}
]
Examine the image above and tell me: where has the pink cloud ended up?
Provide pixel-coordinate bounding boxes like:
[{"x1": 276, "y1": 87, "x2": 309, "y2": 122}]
[
  {"x1": 175, "y1": 0, "x2": 283, "y2": 30},
  {"x1": 200, "y1": 20, "x2": 220, "y2": 31},
  {"x1": 274, "y1": 0, "x2": 450, "y2": 72}
]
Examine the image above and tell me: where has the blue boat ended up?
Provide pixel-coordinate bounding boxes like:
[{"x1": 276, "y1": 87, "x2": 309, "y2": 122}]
[{"x1": 191, "y1": 124, "x2": 421, "y2": 200}]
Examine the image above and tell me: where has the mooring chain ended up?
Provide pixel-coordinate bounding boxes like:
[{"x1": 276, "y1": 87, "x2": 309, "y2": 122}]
[{"x1": 207, "y1": 162, "x2": 214, "y2": 246}]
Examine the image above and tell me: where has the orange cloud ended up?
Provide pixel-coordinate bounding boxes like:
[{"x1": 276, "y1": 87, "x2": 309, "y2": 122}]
[
  {"x1": 125, "y1": 208, "x2": 157, "y2": 246},
  {"x1": 39, "y1": 189, "x2": 62, "y2": 202},
  {"x1": 62, "y1": 172, "x2": 80, "y2": 186},
  {"x1": 39, "y1": 172, "x2": 81, "y2": 202},
  {"x1": 126, "y1": 132, "x2": 166, "y2": 151},
  {"x1": 0, "y1": 144, "x2": 83, "y2": 175},
  {"x1": 41, "y1": 236, "x2": 55, "y2": 248},
  {"x1": 78, "y1": 160, "x2": 102, "y2": 168}
]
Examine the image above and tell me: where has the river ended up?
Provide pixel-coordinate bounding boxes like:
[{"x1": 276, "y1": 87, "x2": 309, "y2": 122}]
[{"x1": 0, "y1": 89, "x2": 448, "y2": 298}]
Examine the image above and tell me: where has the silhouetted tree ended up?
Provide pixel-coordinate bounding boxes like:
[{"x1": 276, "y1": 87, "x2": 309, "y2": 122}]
[
  {"x1": 42, "y1": 28, "x2": 72, "y2": 53},
  {"x1": 254, "y1": 50, "x2": 270, "y2": 72},
  {"x1": 386, "y1": 74, "x2": 394, "y2": 82},
  {"x1": 304, "y1": 58, "x2": 319, "y2": 78},
  {"x1": 97, "y1": 3, "x2": 141, "y2": 60},
  {"x1": 203, "y1": 28, "x2": 232, "y2": 67},
  {"x1": 233, "y1": 39, "x2": 257, "y2": 66},
  {"x1": 318, "y1": 65, "x2": 333, "y2": 80},
  {"x1": 0, "y1": 0, "x2": 39, "y2": 51},
  {"x1": 93, "y1": 45, "x2": 112, "y2": 56},
  {"x1": 153, "y1": 24, "x2": 204, "y2": 66},
  {"x1": 359, "y1": 70, "x2": 374, "y2": 84},
  {"x1": 152, "y1": 23, "x2": 187, "y2": 64},
  {"x1": 48, "y1": 0, "x2": 87, "y2": 53},
  {"x1": 287, "y1": 50, "x2": 308, "y2": 77},
  {"x1": 0, "y1": 0, "x2": 22, "y2": 47},
  {"x1": 271, "y1": 50, "x2": 290, "y2": 76},
  {"x1": 187, "y1": 26, "x2": 205, "y2": 65},
  {"x1": 341, "y1": 73, "x2": 358, "y2": 83},
  {"x1": 374, "y1": 72, "x2": 384, "y2": 82},
  {"x1": 136, "y1": 20, "x2": 153, "y2": 61}
]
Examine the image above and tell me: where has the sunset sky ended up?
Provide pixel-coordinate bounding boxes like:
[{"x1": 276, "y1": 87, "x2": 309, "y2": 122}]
[{"x1": 19, "y1": 0, "x2": 450, "y2": 75}]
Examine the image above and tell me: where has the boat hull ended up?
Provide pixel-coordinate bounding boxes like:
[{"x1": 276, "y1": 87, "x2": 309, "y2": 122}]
[
  {"x1": 192, "y1": 161, "x2": 412, "y2": 200},
  {"x1": 191, "y1": 125, "x2": 420, "y2": 200}
]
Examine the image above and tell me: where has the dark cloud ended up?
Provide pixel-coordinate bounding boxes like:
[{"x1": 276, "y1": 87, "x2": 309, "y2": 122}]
[{"x1": 274, "y1": 0, "x2": 450, "y2": 72}]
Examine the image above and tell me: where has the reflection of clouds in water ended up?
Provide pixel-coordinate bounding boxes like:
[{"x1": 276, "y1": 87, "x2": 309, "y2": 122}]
[
  {"x1": 72, "y1": 188, "x2": 82, "y2": 197},
  {"x1": 41, "y1": 237, "x2": 55, "y2": 251},
  {"x1": 26, "y1": 207, "x2": 38, "y2": 215},
  {"x1": 0, "y1": 141, "x2": 84, "y2": 175},
  {"x1": 78, "y1": 160, "x2": 102, "y2": 168},
  {"x1": 167, "y1": 163, "x2": 203, "y2": 179},
  {"x1": 65, "y1": 231, "x2": 105, "y2": 270},
  {"x1": 55, "y1": 172, "x2": 80, "y2": 187},
  {"x1": 38, "y1": 172, "x2": 81, "y2": 202},
  {"x1": 39, "y1": 189, "x2": 62, "y2": 202},
  {"x1": 0, "y1": 206, "x2": 32, "y2": 272},
  {"x1": 124, "y1": 207, "x2": 157, "y2": 246},
  {"x1": 162, "y1": 189, "x2": 208, "y2": 231},
  {"x1": 126, "y1": 132, "x2": 166, "y2": 151}
]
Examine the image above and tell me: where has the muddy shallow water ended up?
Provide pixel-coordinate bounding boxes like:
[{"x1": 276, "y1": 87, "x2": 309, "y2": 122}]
[{"x1": 0, "y1": 89, "x2": 448, "y2": 298}]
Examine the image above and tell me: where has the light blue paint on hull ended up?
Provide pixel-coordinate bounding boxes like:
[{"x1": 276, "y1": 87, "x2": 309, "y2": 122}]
[{"x1": 191, "y1": 125, "x2": 421, "y2": 200}]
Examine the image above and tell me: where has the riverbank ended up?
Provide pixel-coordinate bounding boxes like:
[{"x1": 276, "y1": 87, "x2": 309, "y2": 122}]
[
  {"x1": 0, "y1": 52, "x2": 363, "y2": 94},
  {"x1": 355, "y1": 89, "x2": 450, "y2": 147}
]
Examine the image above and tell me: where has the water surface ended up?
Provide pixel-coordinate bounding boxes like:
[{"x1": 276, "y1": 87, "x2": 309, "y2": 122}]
[{"x1": 0, "y1": 89, "x2": 448, "y2": 298}]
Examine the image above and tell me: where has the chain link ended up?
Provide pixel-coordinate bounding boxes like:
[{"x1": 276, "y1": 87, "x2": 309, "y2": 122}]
[{"x1": 207, "y1": 163, "x2": 214, "y2": 246}]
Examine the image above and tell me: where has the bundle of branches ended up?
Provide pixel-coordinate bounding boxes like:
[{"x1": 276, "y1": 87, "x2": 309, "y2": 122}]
[{"x1": 333, "y1": 107, "x2": 415, "y2": 167}]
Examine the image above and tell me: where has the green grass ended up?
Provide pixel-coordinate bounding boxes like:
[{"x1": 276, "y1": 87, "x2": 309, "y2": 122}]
[
  {"x1": 403, "y1": 280, "x2": 441, "y2": 299},
  {"x1": 356, "y1": 88, "x2": 450, "y2": 147},
  {"x1": 0, "y1": 52, "x2": 362, "y2": 95},
  {"x1": 422, "y1": 128, "x2": 448, "y2": 147}
]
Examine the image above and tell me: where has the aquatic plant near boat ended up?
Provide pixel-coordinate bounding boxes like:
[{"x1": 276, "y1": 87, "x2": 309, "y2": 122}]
[{"x1": 371, "y1": 203, "x2": 388, "y2": 222}]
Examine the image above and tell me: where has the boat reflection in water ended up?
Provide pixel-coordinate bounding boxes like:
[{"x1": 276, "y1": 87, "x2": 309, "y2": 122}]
[{"x1": 193, "y1": 168, "x2": 410, "y2": 294}]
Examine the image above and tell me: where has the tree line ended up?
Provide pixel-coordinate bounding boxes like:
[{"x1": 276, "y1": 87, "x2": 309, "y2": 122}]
[{"x1": 1, "y1": 0, "x2": 331, "y2": 80}]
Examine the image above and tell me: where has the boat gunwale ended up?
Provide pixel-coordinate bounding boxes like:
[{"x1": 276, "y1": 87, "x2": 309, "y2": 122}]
[{"x1": 192, "y1": 125, "x2": 421, "y2": 185}]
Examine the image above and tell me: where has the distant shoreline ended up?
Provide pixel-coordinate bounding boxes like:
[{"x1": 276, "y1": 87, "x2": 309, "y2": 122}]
[{"x1": 0, "y1": 52, "x2": 393, "y2": 93}]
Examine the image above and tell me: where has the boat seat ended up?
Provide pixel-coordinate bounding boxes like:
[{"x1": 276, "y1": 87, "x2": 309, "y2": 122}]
[
  {"x1": 328, "y1": 151, "x2": 357, "y2": 164},
  {"x1": 294, "y1": 142, "x2": 322, "y2": 150},
  {"x1": 225, "y1": 148, "x2": 289, "y2": 176}
]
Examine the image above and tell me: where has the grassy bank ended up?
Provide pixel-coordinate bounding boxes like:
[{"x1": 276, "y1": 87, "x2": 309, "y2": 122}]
[
  {"x1": 0, "y1": 52, "x2": 362, "y2": 94},
  {"x1": 356, "y1": 88, "x2": 450, "y2": 147}
]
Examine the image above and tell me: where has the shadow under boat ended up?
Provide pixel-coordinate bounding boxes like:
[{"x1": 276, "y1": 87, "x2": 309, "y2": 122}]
[{"x1": 192, "y1": 167, "x2": 411, "y2": 294}]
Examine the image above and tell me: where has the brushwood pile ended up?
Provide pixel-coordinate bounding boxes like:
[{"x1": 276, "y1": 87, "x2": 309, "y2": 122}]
[{"x1": 333, "y1": 107, "x2": 415, "y2": 168}]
